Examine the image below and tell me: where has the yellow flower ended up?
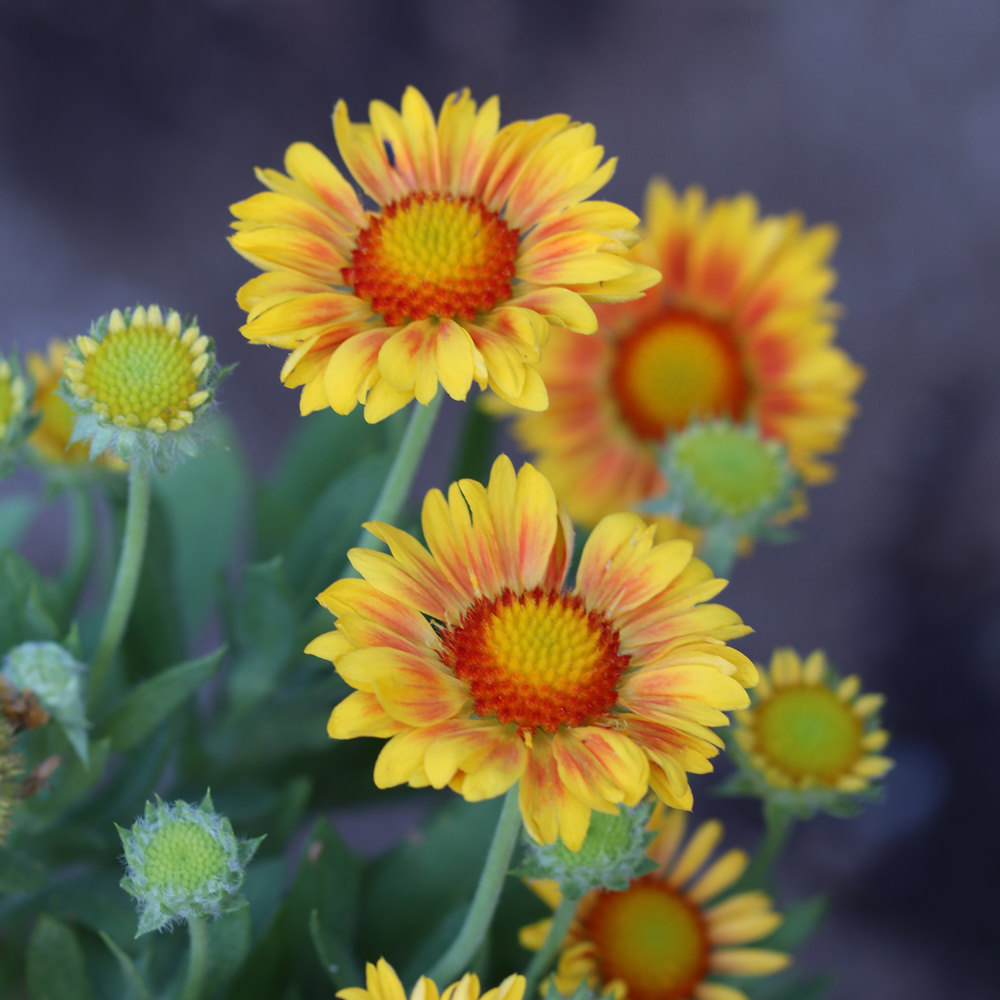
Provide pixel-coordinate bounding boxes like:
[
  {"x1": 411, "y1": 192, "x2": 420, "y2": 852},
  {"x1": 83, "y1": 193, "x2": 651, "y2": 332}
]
[
  {"x1": 339, "y1": 958, "x2": 525, "y2": 1000},
  {"x1": 62, "y1": 306, "x2": 220, "y2": 469},
  {"x1": 26, "y1": 341, "x2": 126, "y2": 469},
  {"x1": 522, "y1": 807, "x2": 789, "y2": 1000},
  {"x1": 731, "y1": 649, "x2": 892, "y2": 812},
  {"x1": 230, "y1": 86, "x2": 659, "y2": 423},
  {"x1": 499, "y1": 180, "x2": 863, "y2": 529},
  {"x1": 310, "y1": 455, "x2": 757, "y2": 849}
]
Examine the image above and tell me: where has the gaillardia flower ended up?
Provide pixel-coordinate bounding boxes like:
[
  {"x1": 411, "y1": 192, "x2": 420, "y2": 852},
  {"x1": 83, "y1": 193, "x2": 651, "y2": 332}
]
[
  {"x1": 310, "y1": 455, "x2": 756, "y2": 849},
  {"x1": 340, "y1": 958, "x2": 524, "y2": 1000},
  {"x1": 521, "y1": 807, "x2": 789, "y2": 1000},
  {"x1": 26, "y1": 340, "x2": 125, "y2": 470},
  {"x1": 728, "y1": 649, "x2": 892, "y2": 817},
  {"x1": 62, "y1": 306, "x2": 222, "y2": 470},
  {"x1": 230, "y1": 86, "x2": 659, "y2": 423},
  {"x1": 499, "y1": 180, "x2": 863, "y2": 529}
]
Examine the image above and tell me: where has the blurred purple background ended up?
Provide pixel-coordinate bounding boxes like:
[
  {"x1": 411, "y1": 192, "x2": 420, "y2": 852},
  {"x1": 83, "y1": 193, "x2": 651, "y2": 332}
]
[{"x1": 2, "y1": 1, "x2": 999, "y2": 996}]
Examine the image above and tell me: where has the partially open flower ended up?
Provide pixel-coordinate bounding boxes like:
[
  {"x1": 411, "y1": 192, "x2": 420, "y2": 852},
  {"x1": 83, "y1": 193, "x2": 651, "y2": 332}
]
[
  {"x1": 117, "y1": 791, "x2": 264, "y2": 936},
  {"x1": 62, "y1": 306, "x2": 223, "y2": 471},
  {"x1": 727, "y1": 649, "x2": 893, "y2": 817},
  {"x1": 522, "y1": 807, "x2": 789, "y2": 1000}
]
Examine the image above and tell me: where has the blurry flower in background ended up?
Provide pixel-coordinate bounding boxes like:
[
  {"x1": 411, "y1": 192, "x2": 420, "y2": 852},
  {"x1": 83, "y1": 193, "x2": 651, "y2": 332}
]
[
  {"x1": 26, "y1": 341, "x2": 126, "y2": 470},
  {"x1": 61, "y1": 305, "x2": 222, "y2": 471},
  {"x1": 0, "y1": 353, "x2": 32, "y2": 476},
  {"x1": 339, "y1": 958, "x2": 525, "y2": 1000},
  {"x1": 498, "y1": 180, "x2": 862, "y2": 535},
  {"x1": 312, "y1": 455, "x2": 757, "y2": 849},
  {"x1": 230, "y1": 86, "x2": 659, "y2": 423},
  {"x1": 727, "y1": 649, "x2": 892, "y2": 817},
  {"x1": 521, "y1": 806, "x2": 789, "y2": 1000}
]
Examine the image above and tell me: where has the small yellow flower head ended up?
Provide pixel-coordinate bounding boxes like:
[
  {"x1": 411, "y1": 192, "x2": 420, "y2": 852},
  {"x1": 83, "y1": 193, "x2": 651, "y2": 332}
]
[
  {"x1": 62, "y1": 306, "x2": 225, "y2": 471},
  {"x1": 519, "y1": 801, "x2": 658, "y2": 899},
  {"x1": 2, "y1": 642, "x2": 89, "y2": 764},
  {"x1": 117, "y1": 791, "x2": 264, "y2": 936},
  {"x1": 727, "y1": 649, "x2": 893, "y2": 818},
  {"x1": 0, "y1": 353, "x2": 34, "y2": 476},
  {"x1": 337, "y1": 958, "x2": 525, "y2": 1000},
  {"x1": 0, "y1": 717, "x2": 22, "y2": 844}
]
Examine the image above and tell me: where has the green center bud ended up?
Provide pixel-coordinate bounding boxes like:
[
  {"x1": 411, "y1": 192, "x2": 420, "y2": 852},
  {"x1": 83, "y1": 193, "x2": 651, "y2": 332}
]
[
  {"x1": 519, "y1": 801, "x2": 657, "y2": 899},
  {"x1": 117, "y1": 791, "x2": 264, "y2": 936}
]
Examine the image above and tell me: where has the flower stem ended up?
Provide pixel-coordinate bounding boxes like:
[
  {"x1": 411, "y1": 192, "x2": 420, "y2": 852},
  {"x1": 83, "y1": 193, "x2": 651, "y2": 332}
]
[
  {"x1": 89, "y1": 459, "x2": 152, "y2": 707},
  {"x1": 179, "y1": 917, "x2": 209, "y2": 1000},
  {"x1": 428, "y1": 787, "x2": 522, "y2": 985},
  {"x1": 354, "y1": 392, "x2": 444, "y2": 550},
  {"x1": 745, "y1": 802, "x2": 796, "y2": 887},
  {"x1": 523, "y1": 896, "x2": 576, "y2": 997}
]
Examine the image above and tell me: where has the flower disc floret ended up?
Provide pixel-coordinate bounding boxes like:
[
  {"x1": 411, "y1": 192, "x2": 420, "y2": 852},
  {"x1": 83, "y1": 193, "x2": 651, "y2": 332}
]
[
  {"x1": 230, "y1": 86, "x2": 660, "y2": 423},
  {"x1": 496, "y1": 179, "x2": 863, "y2": 536},
  {"x1": 522, "y1": 807, "x2": 789, "y2": 1000},
  {"x1": 728, "y1": 649, "x2": 893, "y2": 817},
  {"x1": 311, "y1": 455, "x2": 757, "y2": 849},
  {"x1": 62, "y1": 306, "x2": 223, "y2": 469}
]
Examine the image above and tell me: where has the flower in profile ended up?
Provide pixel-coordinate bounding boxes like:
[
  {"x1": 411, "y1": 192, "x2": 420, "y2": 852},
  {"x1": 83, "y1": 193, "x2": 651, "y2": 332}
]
[
  {"x1": 340, "y1": 958, "x2": 525, "y2": 1000},
  {"x1": 26, "y1": 340, "x2": 126, "y2": 470},
  {"x1": 498, "y1": 180, "x2": 863, "y2": 530},
  {"x1": 230, "y1": 86, "x2": 659, "y2": 423},
  {"x1": 311, "y1": 455, "x2": 756, "y2": 849},
  {"x1": 728, "y1": 649, "x2": 892, "y2": 817},
  {"x1": 0, "y1": 353, "x2": 32, "y2": 475},
  {"x1": 117, "y1": 791, "x2": 264, "y2": 936},
  {"x1": 521, "y1": 807, "x2": 789, "y2": 1000},
  {"x1": 62, "y1": 306, "x2": 222, "y2": 471}
]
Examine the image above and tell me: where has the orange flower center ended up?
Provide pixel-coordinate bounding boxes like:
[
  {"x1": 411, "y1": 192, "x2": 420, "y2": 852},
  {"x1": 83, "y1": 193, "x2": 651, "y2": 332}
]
[
  {"x1": 582, "y1": 877, "x2": 710, "y2": 1000},
  {"x1": 440, "y1": 587, "x2": 629, "y2": 733},
  {"x1": 610, "y1": 309, "x2": 749, "y2": 440},
  {"x1": 342, "y1": 193, "x2": 520, "y2": 326}
]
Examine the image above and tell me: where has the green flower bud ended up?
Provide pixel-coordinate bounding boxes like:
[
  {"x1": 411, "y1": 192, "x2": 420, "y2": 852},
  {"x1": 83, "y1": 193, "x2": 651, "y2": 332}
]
[
  {"x1": 117, "y1": 791, "x2": 264, "y2": 936},
  {"x1": 519, "y1": 801, "x2": 658, "y2": 899},
  {"x1": 61, "y1": 306, "x2": 230, "y2": 473},
  {"x1": 2, "y1": 641, "x2": 88, "y2": 763}
]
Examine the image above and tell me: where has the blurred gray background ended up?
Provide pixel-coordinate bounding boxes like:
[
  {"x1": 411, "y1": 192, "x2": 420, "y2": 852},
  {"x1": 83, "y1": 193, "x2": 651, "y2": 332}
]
[{"x1": 2, "y1": 1, "x2": 998, "y2": 996}]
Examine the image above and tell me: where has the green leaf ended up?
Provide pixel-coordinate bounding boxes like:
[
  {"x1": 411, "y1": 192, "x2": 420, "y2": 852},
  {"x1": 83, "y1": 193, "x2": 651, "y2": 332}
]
[
  {"x1": 758, "y1": 973, "x2": 835, "y2": 1000},
  {"x1": 202, "y1": 907, "x2": 253, "y2": 998},
  {"x1": 98, "y1": 932, "x2": 154, "y2": 1000},
  {"x1": 97, "y1": 646, "x2": 225, "y2": 751},
  {"x1": 0, "y1": 550, "x2": 62, "y2": 652},
  {"x1": 359, "y1": 797, "x2": 502, "y2": 980},
  {"x1": 156, "y1": 418, "x2": 250, "y2": 638},
  {"x1": 27, "y1": 914, "x2": 95, "y2": 1000},
  {"x1": 0, "y1": 847, "x2": 47, "y2": 893},
  {"x1": 0, "y1": 494, "x2": 35, "y2": 548},
  {"x1": 255, "y1": 408, "x2": 399, "y2": 560},
  {"x1": 763, "y1": 894, "x2": 828, "y2": 952},
  {"x1": 285, "y1": 451, "x2": 393, "y2": 600},
  {"x1": 224, "y1": 558, "x2": 298, "y2": 715}
]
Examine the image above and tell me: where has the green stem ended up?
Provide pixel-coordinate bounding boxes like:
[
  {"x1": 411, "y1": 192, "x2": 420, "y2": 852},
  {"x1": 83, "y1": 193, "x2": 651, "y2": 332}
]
[
  {"x1": 523, "y1": 896, "x2": 576, "y2": 998},
  {"x1": 745, "y1": 803, "x2": 795, "y2": 887},
  {"x1": 699, "y1": 521, "x2": 739, "y2": 578},
  {"x1": 89, "y1": 459, "x2": 152, "y2": 707},
  {"x1": 62, "y1": 485, "x2": 94, "y2": 612},
  {"x1": 179, "y1": 917, "x2": 209, "y2": 1000},
  {"x1": 428, "y1": 787, "x2": 522, "y2": 985},
  {"x1": 451, "y1": 400, "x2": 495, "y2": 484}
]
